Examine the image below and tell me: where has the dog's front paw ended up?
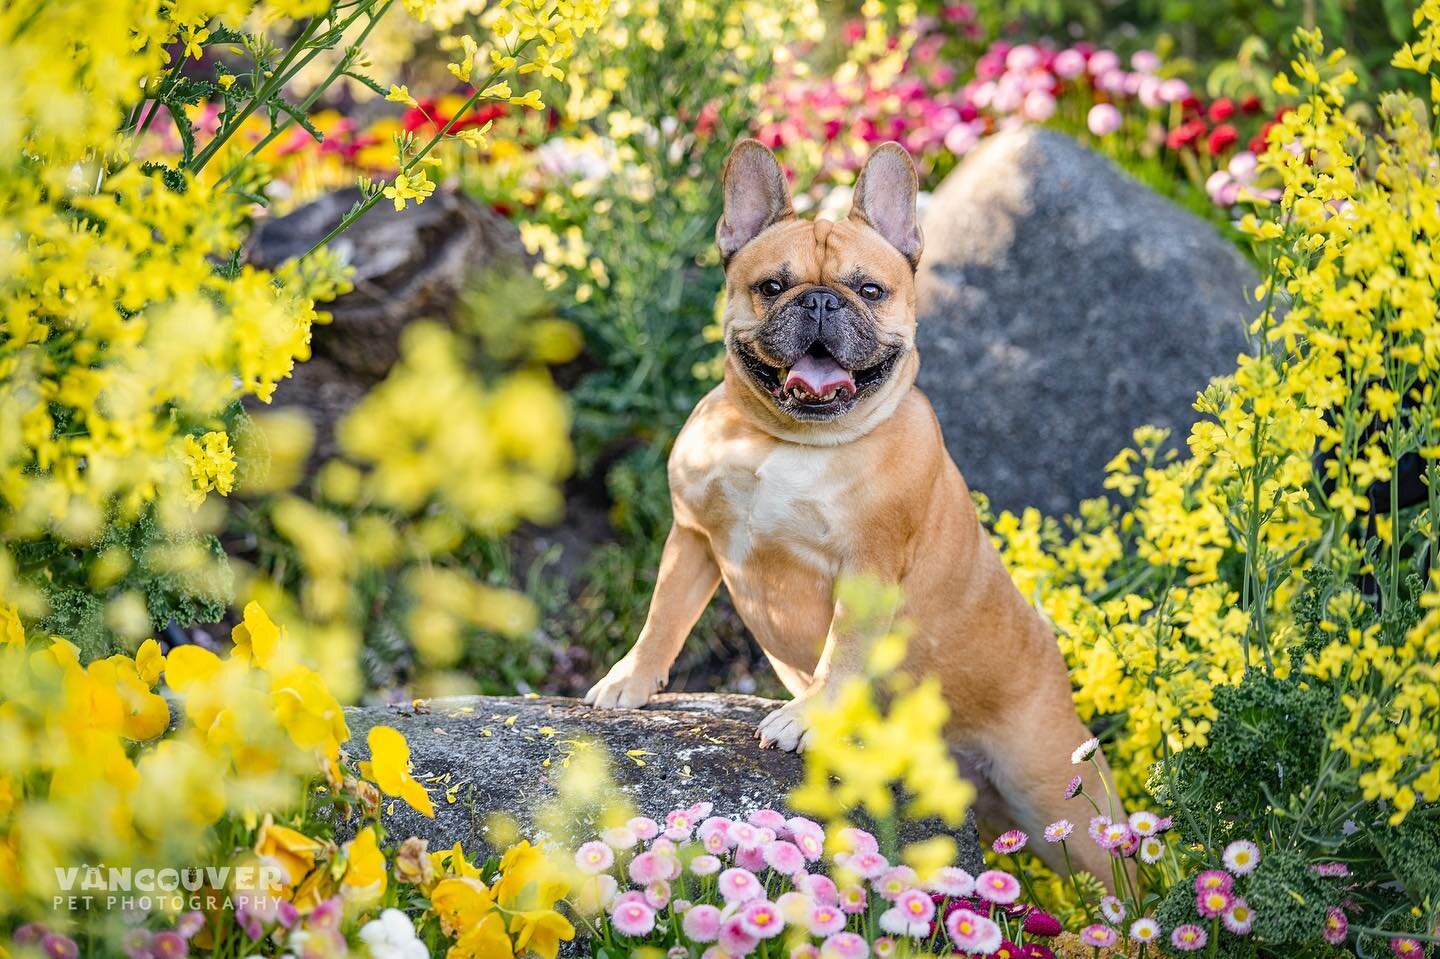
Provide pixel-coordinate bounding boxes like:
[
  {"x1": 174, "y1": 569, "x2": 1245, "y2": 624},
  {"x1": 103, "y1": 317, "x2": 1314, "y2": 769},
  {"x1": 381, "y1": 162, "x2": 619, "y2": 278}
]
[
  {"x1": 584, "y1": 656, "x2": 667, "y2": 709},
  {"x1": 756, "y1": 697, "x2": 813, "y2": 752}
]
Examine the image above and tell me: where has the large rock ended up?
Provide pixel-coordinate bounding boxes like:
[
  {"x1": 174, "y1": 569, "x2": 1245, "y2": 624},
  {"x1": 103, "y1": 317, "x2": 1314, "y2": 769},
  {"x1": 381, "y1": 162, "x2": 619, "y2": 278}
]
[
  {"x1": 247, "y1": 187, "x2": 526, "y2": 465},
  {"x1": 343, "y1": 693, "x2": 983, "y2": 871},
  {"x1": 915, "y1": 127, "x2": 1254, "y2": 516}
]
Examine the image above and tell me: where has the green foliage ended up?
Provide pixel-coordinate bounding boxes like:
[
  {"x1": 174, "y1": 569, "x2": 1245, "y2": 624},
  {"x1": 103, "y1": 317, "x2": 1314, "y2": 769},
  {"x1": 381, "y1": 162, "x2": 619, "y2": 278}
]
[{"x1": 1246, "y1": 848, "x2": 1332, "y2": 948}]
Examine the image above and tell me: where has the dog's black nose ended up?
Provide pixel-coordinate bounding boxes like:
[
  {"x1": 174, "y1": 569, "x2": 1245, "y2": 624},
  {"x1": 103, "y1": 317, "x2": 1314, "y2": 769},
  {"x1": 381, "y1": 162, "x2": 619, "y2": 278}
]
[{"x1": 798, "y1": 288, "x2": 842, "y2": 321}]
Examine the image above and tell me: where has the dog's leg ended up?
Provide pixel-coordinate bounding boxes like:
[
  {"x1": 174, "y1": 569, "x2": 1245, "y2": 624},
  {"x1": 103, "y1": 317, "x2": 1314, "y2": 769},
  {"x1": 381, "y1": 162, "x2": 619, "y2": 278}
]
[
  {"x1": 974, "y1": 701, "x2": 1125, "y2": 889},
  {"x1": 756, "y1": 583, "x2": 894, "y2": 751},
  {"x1": 585, "y1": 524, "x2": 720, "y2": 708}
]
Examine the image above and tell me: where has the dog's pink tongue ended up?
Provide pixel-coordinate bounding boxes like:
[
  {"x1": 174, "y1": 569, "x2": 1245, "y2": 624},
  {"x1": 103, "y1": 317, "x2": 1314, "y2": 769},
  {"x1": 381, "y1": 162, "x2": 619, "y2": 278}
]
[{"x1": 784, "y1": 355, "x2": 855, "y2": 396}]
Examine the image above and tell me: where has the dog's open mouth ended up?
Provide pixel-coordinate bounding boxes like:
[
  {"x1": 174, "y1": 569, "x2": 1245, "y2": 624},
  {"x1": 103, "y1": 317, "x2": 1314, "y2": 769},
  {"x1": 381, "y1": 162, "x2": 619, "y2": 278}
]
[{"x1": 738, "y1": 341, "x2": 899, "y2": 419}]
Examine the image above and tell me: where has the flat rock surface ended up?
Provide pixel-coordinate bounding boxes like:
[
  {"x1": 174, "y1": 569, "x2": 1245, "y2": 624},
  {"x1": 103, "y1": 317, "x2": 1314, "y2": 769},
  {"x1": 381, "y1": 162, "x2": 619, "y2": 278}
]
[
  {"x1": 343, "y1": 693, "x2": 982, "y2": 871},
  {"x1": 915, "y1": 127, "x2": 1254, "y2": 516}
]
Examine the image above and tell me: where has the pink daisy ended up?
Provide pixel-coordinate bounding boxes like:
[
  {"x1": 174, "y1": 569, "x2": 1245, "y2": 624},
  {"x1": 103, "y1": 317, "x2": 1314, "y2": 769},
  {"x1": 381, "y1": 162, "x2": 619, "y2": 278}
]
[
  {"x1": 1323, "y1": 907, "x2": 1348, "y2": 945},
  {"x1": 718, "y1": 915, "x2": 759, "y2": 955},
  {"x1": 1100, "y1": 896, "x2": 1126, "y2": 923},
  {"x1": 735, "y1": 844, "x2": 766, "y2": 872},
  {"x1": 1223, "y1": 898, "x2": 1254, "y2": 935},
  {"x1": 1392, "y1": 939, "x2": 1425, "y2": 959},
  {"x1": 874, "y1": 865, "x2": 917, "y2": 901},
  {"x1": 1127, "y1": 811, "x2": 1161, "y2": 836},
  {"x1": 799, "y1": 873, "x2": 840, "y2": 904},
  {"x1": 1071, "y1": 738, "x2": 1099, "y2": 764},
  {"x1": 846, "y1": 851, "x2": 890, "y2": 879},
  {"x1": 611, "y1": 900, "x2": 656, "y2": 937},
  {"x1": 947, "y1": 908, "x2": 1003, "y2": 955},
  {"x1": 1044, "y1": 820, "x2": 1074, "y2": 843},
  {"x1": 1080, "y1": 925, "x2": 1117, "y2": 949},
  {"x1": 836, "y1": 827, "x2": 879, "y2": 857},
  {"x1": 793, "y1": 829, "x2": 825, "y2": 862},
  {"x1": 575, "y1": 840, "x2": 614, "y2": 875},
  {"x1": 883, "y1": 888, "x2": 936, "y2": 937},
  {"x1": 664, "y1": 808, "x2": 695, "y2": 840},
  {"x1": 873, "y1": 937, "x2": 896, "y2": 958},
  {"x1": 601, "y1": 825, "x2": 638, "y2": 849},
  {"x1": 1222, "y1": 840, "x2": 1260, "y2": 876},
  {"x1": 791, "y1": 946, "x2": 821, "y2": 959},
  {"x1": 1194, "y1": 870, "x2": 1233, "y2": 894},
  {"x1": 1196, "y1": 889, "x2": 1233, "y2": 919},
  {"x1": 719, "y1": 867, "x2": 764, "y2": 904},
  {"x1": 993, "y1": 830, "x2": 1028, "y2": 854},
  {"x1": 698, "y1": 816, "x2": 733, "y2": 851},
  {"x1": 730, "y1": 821, "x2": 761, "y2": 848},
  {"x1": 765, "y1": 840, "x2": 806, "y2": 876},
  {"x1": 1129, "y1": 918, "x2": 1161, "y2": 942},
  {"x1": 819, "y1": 932, "x2": 869, "y2": 959},
  {"x1": 1088, "y1": 816, "x2": 1111, "y2": 843},
  {"x1": 628, "y1": 816, "x2": 659, "y2": 841},
  {"x1": 629, "y1": 851, "x2": 667, "y2": 886},
  {"x1": 928, "y1": 866, "x2": 975, "y2": 897},
  {"x1": 809, "y1": 904, "x2": 847, "y2": 936},
  {"x1": 691, "y1": 854, "x2": 722, "y2": 876},
  {"x1": 1138, "y1": 836, "x2": 1165, "y2": 864},
  {"x1": 750, "y1": 808, "x2": 788, "y2": 831},
  {"x1": 838, "y1": 884, "x2": 868, "y2": 914},
  {"x1": 1064, "y1": 774, "x2": 1083, "y2": 799},
  {"x1": 975, "y1": 870, "x2": 1021, "y2": 905},
  {"x1": 682, "y1": 904, "x2": 722, "y2": 943},
  {"x1": 1170, "y1": 924, "x2": 1208, "y2": 952},
  {"x1": 739, "y1": 901, "x2": 785, "y2": 939},
  {"x1": 644, "y1": 880, "x2": 671, "y2": 909}
]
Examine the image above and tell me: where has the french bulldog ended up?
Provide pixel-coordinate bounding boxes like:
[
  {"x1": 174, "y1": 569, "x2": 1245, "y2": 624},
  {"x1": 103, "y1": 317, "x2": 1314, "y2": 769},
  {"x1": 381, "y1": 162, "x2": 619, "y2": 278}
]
[{"x1": 585, "y1": 138, "x2": 1121, "y2": 882}]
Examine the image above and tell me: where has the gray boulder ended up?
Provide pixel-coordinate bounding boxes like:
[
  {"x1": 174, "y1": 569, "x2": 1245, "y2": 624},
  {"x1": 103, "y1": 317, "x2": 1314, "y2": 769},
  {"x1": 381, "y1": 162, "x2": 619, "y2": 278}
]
[
  {"x1": 915, "y1": 127, "x2": 1254, "y2": 516},
  {"x1": 342, "y1": 692, "x2": 982, "y2": 871}
]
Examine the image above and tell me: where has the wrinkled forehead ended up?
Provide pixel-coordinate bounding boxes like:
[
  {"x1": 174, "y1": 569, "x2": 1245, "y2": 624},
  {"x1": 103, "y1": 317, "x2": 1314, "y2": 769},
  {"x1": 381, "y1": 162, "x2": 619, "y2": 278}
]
[{"x1": 728, "y1": 218, "x2": 913, "y2": 285}]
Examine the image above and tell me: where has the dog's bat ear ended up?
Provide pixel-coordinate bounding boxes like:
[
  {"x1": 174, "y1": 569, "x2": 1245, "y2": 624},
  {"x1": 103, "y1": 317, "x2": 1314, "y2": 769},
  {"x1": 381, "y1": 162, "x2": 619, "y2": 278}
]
[
  {"x1": 717, "y1": 139, "x2": 794, "y2": 261},
  {"x1": 849, "y1": 141, "x2": 923, "y2": 268}
]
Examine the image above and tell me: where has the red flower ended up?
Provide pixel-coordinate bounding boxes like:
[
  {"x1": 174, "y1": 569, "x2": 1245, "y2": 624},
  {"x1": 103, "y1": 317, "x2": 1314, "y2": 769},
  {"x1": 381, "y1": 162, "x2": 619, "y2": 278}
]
[
  {"x1": 1023, "y1": 910, "x2": 1064, "y2": 937},
  {"x1": 1166, "y1": 118, "x2": 1207, "y2": 151},
  {"x1": 1207, "y1": 98, "x2": 1235, "y2": 123},
  {"x1": 1206, "y1": 123, "x2": 1239, "y2": 155},
  {"x1": 1241, "y1": 93, "x2": 1263, "y2": 114},
  {"x1": 1021, "y1": 945, "x2": 1057, "y2": 959}
]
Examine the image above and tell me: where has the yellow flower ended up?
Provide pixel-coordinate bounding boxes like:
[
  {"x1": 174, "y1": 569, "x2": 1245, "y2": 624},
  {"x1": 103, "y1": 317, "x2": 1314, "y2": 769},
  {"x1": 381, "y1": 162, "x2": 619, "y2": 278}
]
[
  {"x1": 382, "y1": 171, "x2": 437, "y2": 212},
  {"x1": 386, "y1": 84, "x2": 418, "y2": 108},
  {"x1": 255, "y1": 816, "x2": 327, "y2": 889},
  {"x1": 341, "y1": 825, "x2": 387, "y2": 902},
  {"x1": 0, "y1": 603, "x2": 25, "y2": 647},
  {"x1": 362, "y1": 725, "x2": 435, "y2": 818},
  {"x1": 431, "y1": 877, "x2": 514, "y2": 959},
  {"x1": 134, "y1": 638, "x2": 164, "y2": 686},
  {"x1": 231, "y1": 600, "x2": 281, "y2": 669},
  {"x1": 509, "y1": 89, "x2": 545, "y2": 110},
  {"x1": 508, "y1": 909, "x2": 574, "y2": 959}
]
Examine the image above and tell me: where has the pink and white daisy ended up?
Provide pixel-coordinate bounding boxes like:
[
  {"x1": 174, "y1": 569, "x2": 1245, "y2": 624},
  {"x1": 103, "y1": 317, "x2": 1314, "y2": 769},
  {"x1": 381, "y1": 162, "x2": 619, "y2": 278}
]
[
  {"x1": 1194, "y1": 870, "x2": 1233, "y2": 894},
  {"x1": 644, "y1": 880, "x2": 671, "y2": 909},
  {"x1": 683, "y1": 904, "x2": 723, "y2": 943},
  {"x1": 838, "y1": 884, "x2": 868, "y2": 914},
  {"x1": 719, "y1": 867, "x2": 764, "y2": 904},
  {"x1": 1392, "y1": 938, "x2": 1425, "y2": 959},
  {"x1": 1098, "y1": 821, "x2": 1132, "y2": 850},
  {"x1": 601, "y1": 825, "x2": 638, "y2": 849},
  {"x1": 628, "y1": 816, "x2": 659, "y2": 841},
  {"x1": 739, "y1": 901, "x2": 785, "y2": 939},
  {"x1": 1222, "y1": 840, "x2": 1260, "y2": 876},
  {"x1": 718, "y1": 915, "x2": 759, "y2": 955},
  {"x1": 691, "y1": 854, "x2": 722, "y2": 876},
  {"x1": 791, "y1": 946, "x2": 821, "y2": 959},
  {"x1": 1223, "y1": 897, "x2": 1254, "y2": 935},
  {"x1": 1129, "y1": 918, "x2": 1160, "y2": 942},
  {"x1": 1196, "y1": 889, "x2": 1233, "y2": 919},
  {"x1": 749, "y1": 808, "x2": 788, "y2": 831},
  {"x1": 673, "y1": 899, "x2": 692, "y2": 914},
  {"x1": 975, "y1": 870, "x2": 1021, "y2": 905},
  {"x1": 873, "y1": 936, "x2": 896, "y2": 958},
  {"x1": 735, "y1": 844, "x2": 766, "y2": 872},
  {"x1": 698, "y1": 816, "x2": 733, "y2": 852},
  {"x1": 1127, "y1": 811, "x2": 1161, "y2": 836},
  {"x1": 879, "y1": 889, "x2": 936, "y2": 938},
  {"x1": 928, "y1": 866, "x2": 975, "y2": 897},
  {"x1": 664, "y1": 808, "x2": 695, "y2": 841},
  {"x1": 1071, "y1": 738, "x2": 1100, "y2": 764},
  {"x1": 788, "y1": 816, "x2": 825, "y2": 851},
  {"x1": 1080, "y1": 925, "x2": 1117, "y2": 949},
  {"x1": 574, "y1": 840, "x2": 614, "y2": 875},
  {"x1": 1044, "y1": 820, "x2": 1074, "y2": 843},
  {"x1": 1088, "y1": 816, "x2": 1111, "y2": 843},
  {"x1": 1099, "y1": 896, "x2": 1126, "y2": 924},
  {"x1": 799, "y1": 873, "x2": 840, "y2": 904},
  {"x1": 1064, "y1": 775, "x2": 1083, "y2": 800},
  {"x1": 730, "y1": 821, "x2": 761, "y2": 849},
  {"x1": 611, "y1": 900, "x2": 656, "y2": 937},
  {"x1": 819, "y1": 932, "x2": 869, "y2": 959},
  {"x1": 808, "y1": 904, "x2": 847, "y2": 937},
  {"x1": 836, "y1": 827, "x2": 879, "y2": 857},
  {"x1": 947, "y1": 908, "x2": 1003, "y2": 955},
  {"x1": 874, "y1": 865, "x2": 917, "y2": 901},
  {"x1": 993, "y1": 830, "x2": 1028, "y2": 854},
  {"x1": 1170, "y1": 924, "x2": 1208, "y2": 952},
  {"x1": 846, "y1": 850, "x2": 889, "y2": 879},
  {"x1": 629, "y1": 851, "x2": 668, "y2": 886},
  {"x1": 1138, "y1": 836, "x2": 1165, "y2": 864},
  {"x1": 1323, "y1": 907, "x2": 1348, "y2": 945},
  {"x1": 764, "y1": 840, "x2": 806, "y2": 876}
]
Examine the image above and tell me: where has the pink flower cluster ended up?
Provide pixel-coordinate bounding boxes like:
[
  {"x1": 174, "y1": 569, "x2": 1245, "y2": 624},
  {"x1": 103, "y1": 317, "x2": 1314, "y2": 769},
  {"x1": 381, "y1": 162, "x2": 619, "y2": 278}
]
[{"x1": 578, "y1": 803, "x2": 1060, "y2": 957}]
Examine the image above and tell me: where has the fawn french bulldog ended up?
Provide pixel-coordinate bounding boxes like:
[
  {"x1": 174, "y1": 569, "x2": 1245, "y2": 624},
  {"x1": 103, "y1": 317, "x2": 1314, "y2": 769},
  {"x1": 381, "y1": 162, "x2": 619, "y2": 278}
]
[{"x1": 585, "y1": 139, "x2": 1120, "y2": 882}]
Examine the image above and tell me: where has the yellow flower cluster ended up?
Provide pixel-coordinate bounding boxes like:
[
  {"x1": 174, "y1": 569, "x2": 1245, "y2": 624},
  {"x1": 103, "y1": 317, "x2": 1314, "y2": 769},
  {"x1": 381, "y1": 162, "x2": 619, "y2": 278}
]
[
  {"x1": 989, "y1": 20, "x2": 1440, "y2": 824},
  {"x1": 0, "y1": 602, "x2": 344, "y2": 916},
  {"x1": 431, "y1": 841, "x2": 574, "y2": 959}
]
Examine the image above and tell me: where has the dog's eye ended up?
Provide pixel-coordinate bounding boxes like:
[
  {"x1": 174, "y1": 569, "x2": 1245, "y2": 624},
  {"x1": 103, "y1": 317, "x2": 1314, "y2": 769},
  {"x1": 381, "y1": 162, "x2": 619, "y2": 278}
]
[
  {"x1": 858, "y1": 282, "x2": 886, "y2": 301},
  {"x1": 757, "y1": 279, "x2": 784, "y2": 297}
]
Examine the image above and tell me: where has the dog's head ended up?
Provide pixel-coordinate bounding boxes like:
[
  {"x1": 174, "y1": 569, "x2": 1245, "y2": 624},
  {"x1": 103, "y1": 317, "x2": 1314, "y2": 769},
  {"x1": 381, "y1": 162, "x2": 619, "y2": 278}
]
[{"x1": 717, "y1": 139, "x2": 922, "y2": 439}]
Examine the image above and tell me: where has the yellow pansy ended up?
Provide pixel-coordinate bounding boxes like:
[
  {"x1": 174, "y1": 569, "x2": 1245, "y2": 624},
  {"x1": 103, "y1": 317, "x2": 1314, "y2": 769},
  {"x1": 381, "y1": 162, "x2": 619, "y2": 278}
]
[
  {"x1": 362, "y1": 725, "x2": 435, "y2": 818},
  {"x1": 341, "y1": 826, "x2": 387, "y2": 903}
]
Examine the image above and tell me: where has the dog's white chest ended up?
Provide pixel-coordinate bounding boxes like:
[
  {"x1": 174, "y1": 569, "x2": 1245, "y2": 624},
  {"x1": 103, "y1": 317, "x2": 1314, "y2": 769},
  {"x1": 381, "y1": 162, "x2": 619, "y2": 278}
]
[{"x1": 714, "y1": 445, "x2": 841, "y2": 573}]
